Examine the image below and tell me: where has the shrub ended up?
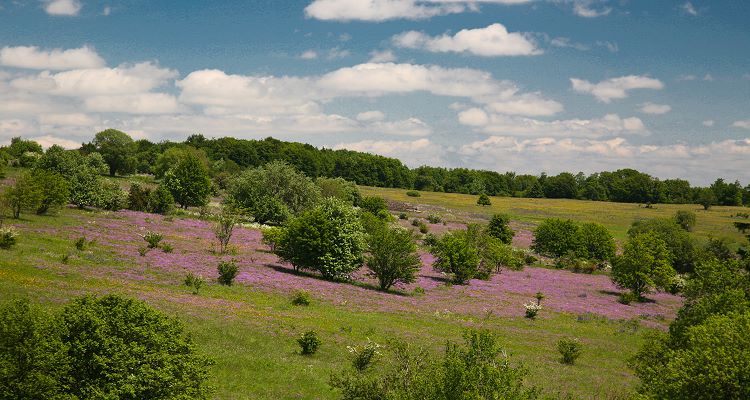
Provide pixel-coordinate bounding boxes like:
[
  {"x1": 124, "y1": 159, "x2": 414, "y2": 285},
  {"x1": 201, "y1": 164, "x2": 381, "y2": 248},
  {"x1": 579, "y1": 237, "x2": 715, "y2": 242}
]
[
  {"x1": 578, "y1": 222, "x2": 616, "y2": 261},
  {"x1": 413, "y1": 286, "x2": 425, "y2": 295},
  {"x1": 261, "y1": 226, "x2": 284, "y2": 252},
  {"x1": 422, "y1": 232, "x2": 438, "y2": 247},
  {"x1": 398, "y1": 212, "x2": 407, "y2": 220},
  {"x1": 148, "y1": 185, "x2": 174, "y2": 214},
  {"x1": 366, "y1": 224, "x2": 421, "y2": 290},
  {"x1": 557, "y1": 337, "x2": 582, "y2": 365},
  {"x1": 524, "y1": 302, "x2": 542, "y2": 319},
  {"x1": 217, "y1": 260, "x2": 239, "y2": 285},
  {"x1": 487, "y1": 213, "x2": 515, "y2": 244},
  {"x1": 161, "y1": 243, "x2": 174, "y2": 253},
  {"x1": 275, "y1": 198, "x2": 366, "y2": 280},
  {"x1": 226, "y1": 161, "x2": 320, "y2": 225},
  {"x1": 477, "y1": 193, "x2": 492, "y2": 206},
  {"x1": 532, "y1": 218, "x2": 583, "y2": 258},
  {"x1": 184, "y1": 272, "x2": 205, "y2": 294},
  {"x1": 163, "y1": 152, "x2": 212, "y2": 209},
  {"x1": 4, "y1": 172, "x2": 43, "y2": 219},
  {"x1": 431, "y1": 230, "x2": 480, "y2": 284},
  {"x1": 612, "y1": 232, "x2": 676, "y2": 299},
  {"x1": 628, "y1": 218, "x2": 697, "y2": 273},
  {"x1": 674, "y1": 210, "x2": 696, "y2": 231},
  {"x1": 406, "y1": 190, "x2": 421, "y2": 197},
  {"x1": 59, "y1": 295, "x2": 213, "y2": 399},
  {"x1": 138, "y1": 246, "x2": 149, "y2": 256},
  {"x1": 315, "y1": 177, "x2": 360, "y2": 205},
  {"x1": 411, "y1": 218, "x2": 421, "y2": 227},
  {"x1": 291, "y1": 290, "x2": 311, "y2": 306},
  {"x1": 555, "y1": 252, "x2": 597, "y2": 274},
  {"x1": 298, "y1": 330, "x2": 321, "y2": 355},
  {"x1": 0, "y1": 226, "x2": 19, "y2": 249},
  {"x1": 143, "y1": 231, "x2": 164, "y2": 248},
  {"x1": 74, "y1": 236, "x2": 86, "y2": 251},
  {"x1": 128, "y1": 183, "x2": 151, "y2": 212},
  {"x1": 418, "y1": 221, "x2": 429, "y2": 234},
  {"x1": 96, "y1": 181, "x2": 128, "y2": 211},
  {"x1": 426, "y1": 214, "x2": 442, "y2": 224},
  {"x1": 359, "y1": 196, "x2": 388, "y2": 216},
  {"x1": 349, "y1": 339, "x2": 382, "y2": 371},
  {"x1": 214, "y1": 212, "x2": 236, "y2": 254},
  {"x1": 32, "y1": 170, "x2": 70, "y2": 215}
]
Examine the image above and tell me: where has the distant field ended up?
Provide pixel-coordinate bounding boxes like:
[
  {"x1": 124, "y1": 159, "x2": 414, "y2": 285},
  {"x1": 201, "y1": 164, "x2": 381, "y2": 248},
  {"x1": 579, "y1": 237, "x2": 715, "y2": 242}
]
[
  {"x1": 0, "y1": 207, "x2": 676, "y2": 399},
  {"x1": 360, "y1": 186, "x2": 748, "y2": 244}
]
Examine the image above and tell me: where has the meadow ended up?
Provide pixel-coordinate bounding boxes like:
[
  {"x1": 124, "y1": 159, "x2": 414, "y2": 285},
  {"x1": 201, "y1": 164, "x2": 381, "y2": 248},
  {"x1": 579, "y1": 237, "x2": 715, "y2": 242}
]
[{"x1": 1, "y1": 188, "x2": 724, "y2": 398}]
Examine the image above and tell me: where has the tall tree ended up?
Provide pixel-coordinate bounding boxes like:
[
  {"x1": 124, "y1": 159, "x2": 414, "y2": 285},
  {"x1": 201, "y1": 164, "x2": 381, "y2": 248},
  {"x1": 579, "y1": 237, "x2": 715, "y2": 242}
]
[
  {"x1": 163, "y1": 153, "x2": 211, "y2": 209},
  {"x1": 91, "y1": 129, "x2": 136, "y2": 176}
]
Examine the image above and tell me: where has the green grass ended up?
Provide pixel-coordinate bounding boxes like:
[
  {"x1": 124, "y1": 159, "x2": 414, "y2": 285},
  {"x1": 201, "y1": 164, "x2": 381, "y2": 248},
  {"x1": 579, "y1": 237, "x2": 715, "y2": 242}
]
[
  {"x1": 0, "y1": 208, "x2": 654, "y2": 399},
  {"x1": 361, "y1": 186, "x2": 748, "y2": 243}
]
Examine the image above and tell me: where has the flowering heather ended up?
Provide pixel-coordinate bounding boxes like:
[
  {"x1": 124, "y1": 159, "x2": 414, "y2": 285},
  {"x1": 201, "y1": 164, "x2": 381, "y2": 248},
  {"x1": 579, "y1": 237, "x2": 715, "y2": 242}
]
[{"x1": 51, "y1": 209, "x2": 681, "y2": 326}]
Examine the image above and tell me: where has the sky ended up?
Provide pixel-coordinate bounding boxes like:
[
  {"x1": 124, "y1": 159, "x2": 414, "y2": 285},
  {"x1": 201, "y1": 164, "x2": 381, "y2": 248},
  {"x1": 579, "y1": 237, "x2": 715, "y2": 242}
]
[{"x1": 0, "y1": 0, "x2": 748, "y2": 184}]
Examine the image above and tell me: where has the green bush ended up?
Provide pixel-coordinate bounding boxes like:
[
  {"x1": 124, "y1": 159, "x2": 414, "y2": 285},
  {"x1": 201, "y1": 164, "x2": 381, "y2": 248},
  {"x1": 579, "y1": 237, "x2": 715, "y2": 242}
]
[
  {"x1": 217, "y1": 260, "x2": 239, "y2": 285},
  {"x1": 349, "y1": 339, "x2": 382, "y2": 372},
  {"x1": 315, "y1": 177, "x2": 360, "y2": 205},
  {"x1": 612, "y1": 232, "x2": 676, "y2": 299},
  {"x1": 128, "y1": 183, "x2": 151, "y2": 212},
  {"x1": 291, "y1": 290, "x2": 311, "y2": 306},
  {"x1": 184, "y1": 272, "x2": 205, "y2": 294},
  {"x1": 74, "y1": 236, "x2": 86, "y2": 251},
  {"x1": 0, "y1": 295, "x2": 214, "y2": 399},
  {"x1": 214, "y1": 212, "x2": 236, "y2": 254},
  {"x1": 487, "y1": 213, "x2": 515, "y2": 244},
  {"x1": 532, "y1": 219, "x2": 582, "y2": 257},
  {"x1": 398, "y1": 212, "x2": 408, "y2": 220},
  {"x1": 431, "y1": 230, "x2": 480, "y2": 284},
  {"x1": 261, "y1": 226, "x2": 285, "y2": 252},
  {"x1": 275, "y1": 198, "x2": 366, "y2": 280},
  {"x1": 31, "y1": 169, "x2": 70, "y2": 215},
  {"x1": 0, "y1": 226, "x2": 19, "y2": 249},
  {"x1": 426, "y1": 214, "x2": 442, "y2": 224},
  {"x1": 163, "y1": 152, "x2": 212, "y2": 209},
  {"x1": 359, "y1": 196, "x2": 388, "y2": 216},
  {"x1": 147, "y1": 185, "x2": 174, "y2": 214},
  {"x1": 161, "y1": 243, "x2": 174, "y2": 253},
  {"x1": 477, "y1": 193, "x2": 492, "y2": 206},
  {"x1": 557, "y1": 337, "x2": 583, "y2": 365},
  {"x1": 4, "y1": 172, "x2": 43, "y2": 219},
  {"x1": 297, "y1": 330, "x2": 321, "y2": 355},
  {"x1": 406, "y1": 190, "x2": 421, "y2": 197},
  {"x1": 628, "y1": 218, "x2": 697, "y2": 273},
  {"x1": 366, "y1": 224, "x2": 421, "y2": 290},
  {"x1": 143, "y1": 231, "x2": 164, "y2": 248},
  {"x1": 578, "y1": 222, "x2": 616, "y2": 261},
  {"x1": 674, "y1": 210, "x2": 696, "y2": 231},
  {"x1": 418, "y1": 221, "x2": 429, "y2": 234},
  {"x1": 96, "y1": 181, "x2": 128, "y2": 211}
]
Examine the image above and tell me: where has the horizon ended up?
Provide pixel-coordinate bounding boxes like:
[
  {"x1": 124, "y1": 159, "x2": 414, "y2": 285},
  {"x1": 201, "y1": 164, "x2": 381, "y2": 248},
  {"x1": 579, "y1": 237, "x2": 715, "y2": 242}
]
[{"x1": 1, "y1": 0, "x2": 749, "y2": 185}]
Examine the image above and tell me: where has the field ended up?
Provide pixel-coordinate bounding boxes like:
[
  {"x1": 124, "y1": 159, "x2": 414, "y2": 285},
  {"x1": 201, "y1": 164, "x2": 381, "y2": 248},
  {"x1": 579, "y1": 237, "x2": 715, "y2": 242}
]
[{"x1": 4, "y1": 187, "x2": 745, "y2": 399}]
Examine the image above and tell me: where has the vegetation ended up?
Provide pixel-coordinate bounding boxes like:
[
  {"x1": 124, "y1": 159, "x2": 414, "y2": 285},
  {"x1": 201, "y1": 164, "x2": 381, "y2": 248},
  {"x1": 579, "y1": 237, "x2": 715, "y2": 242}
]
[
  {"x1": 297, "y1": 331, "x2": 321, "y2": 355},
  {"x1": 487, "y1": 213, "x2": 515, "y2": 244},
  {"x1": 217, "y1": 260, "x2": 239, "y2": 286},
  {"x1": 628, "y1": 218, "x2": 697, "y2": 273},
  {"x1": 214, "y1": 212, "x2": 236, "y2": 254},
  {"x1": 611, "y1": 232, "x2": 676, "y2": 300},
  {"x1": 532, "y1": 218, "x2": 615, "y2": 262},
  {"x1": 365, "y1": 223, "x2": 421, "y2": 290},
  {"x1": 557, "y1": 338, "x2": 583, "y2": 365},
  {"x1": 164, "y1": 152, "x2": 212, "y2": 209},
  {"x1": 89, "y1": 129, "x2": 136, "y2": 176},
  {"x1": 477, "y1": 193, "x2": 492, "y2": 206}
]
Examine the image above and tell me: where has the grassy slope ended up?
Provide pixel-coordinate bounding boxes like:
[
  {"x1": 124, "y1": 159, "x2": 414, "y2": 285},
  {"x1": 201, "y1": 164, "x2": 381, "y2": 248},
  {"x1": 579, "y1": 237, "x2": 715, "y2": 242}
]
[
  {"x1": 361, "y1": 186, "x2": 748, "y2": 243},
  {"x1": 0, "y1": 209, "x2": 648, "y2": 400}
]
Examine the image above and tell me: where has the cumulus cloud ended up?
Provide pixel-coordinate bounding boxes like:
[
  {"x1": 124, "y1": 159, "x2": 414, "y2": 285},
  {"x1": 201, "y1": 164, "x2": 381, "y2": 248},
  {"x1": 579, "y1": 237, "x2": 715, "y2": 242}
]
[
  {"x1": 304, "y1": 0, "x2": 533, "y2": 22},
  {"x1": 44, "y1": 0, "x2": 82, "y2": 16},
  {"x1": 571, "y1": 75, "x2": 664, "y2": 103},
  {"x1": 702, "y1": 120, "x2": 715, "y2": 127},
  {"x1": 393, "y1": 23, "x2": 541, "y2": 57},
  {"x1": 0, "y1": 45, "x2": 105, "y2": 70},
  {"x1": 681, "y1": 2, "x2": 698, "y2": 16},
  {"x1": 639, "y1": 102, "x2": 671, "y2": 115},
  {"x1": 732, "y1": 120, "x2": 750, "y2": 130},
  {"x1": 571, "y1": 0, "x2": 611, "y2": 17},
  {"x1": 300, "y1": 50, "x2": 318, "y2": 59},
  {"x1": 457, "y1": 136, "x2": 750, "y2": 184},
  {"x1": 368, "y1": 49, "x2": 397, "y2": 63},
  {"x1": 458, "y1": 111, "x2": 647, "y2": 138},
  {"x1": 356, "y1": 110, "x2": 386, "y2": 122}
]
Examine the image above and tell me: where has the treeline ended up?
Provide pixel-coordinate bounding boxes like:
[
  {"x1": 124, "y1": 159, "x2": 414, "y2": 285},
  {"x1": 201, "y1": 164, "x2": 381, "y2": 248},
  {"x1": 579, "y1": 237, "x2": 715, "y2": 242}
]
[{"x1": 2, "y1": 132, "x2": 747, "y2": 206}]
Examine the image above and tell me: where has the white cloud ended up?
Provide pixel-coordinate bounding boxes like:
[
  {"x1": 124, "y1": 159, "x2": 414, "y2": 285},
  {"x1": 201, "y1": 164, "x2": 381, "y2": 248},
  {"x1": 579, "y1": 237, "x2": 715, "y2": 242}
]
[
  {"x1": 29, "y1": 135, "x2": 82, "y2": 149},
  {"x1": 102, "y1": 6, "x2": 112, "y2": 16},
  {"x1": 0, "y1": 45, "x2": 105, "y2": 70},
  {"x1": 44, "y1": 0, "x2": 82, "y2": 16},
  {"x1": 703, "y1": 73, "x2": 714, "y2": 81},
  {"x1": 366, "y1": 117, "x2": 432, "y2": 136},
  {"x1": 596, "y1": 41, "x2": 618, "y2": 52},
  {"x1": 732, "y1": 120, "x2": 750, "y2": 130},
  {"x1": 326, "y1": 47, "x2": 350, "y2": 60},
  {"x1": 572, "y1": 0, "x2": 611, "y2": 18},
  {"x1": 457, "y1": 136, "x2": 750, "y2": 184},
  {"x1": 334, "y1": 138, "x2": 445, "y2": 166},
  {"x1": 459, "y1": 111, "x2": 647, "y2": 138},
  {"x1": 356, "y1": 110, "x2": 386, "y2": 122},
  {"x1": 300, "y1": 50, "x2": 318, "y2": 59},
  {"x1": 549, "y1": 37, "x2": 589, "y2": 51},
  {"x1": 368, "y1": 49, "x2": 397, "y2": 63},
  {"x1": 393, "y1": 23, "x2": 541, "y2": 57},
  {"x1": 38, "y1": 113, "x2": 97, "y2": 126},
  {"x1": 681, "y1": 2, "x2": 698, "y2": 16},
  {"x1": 304, "y1": 0, "x2": 533, "y2": 22},
  {"x1": 702, "y1": 120, "x2": 715, "y2": 127},
  {"x1": 571, "y1": 75, "x2": 664, "y2": 103},
  {"x1": 639, "y1": 102, "x2": 671, "y2": 115},
  {"x1": 83, "y1": 93, "x2": 182, "y2": 114}
]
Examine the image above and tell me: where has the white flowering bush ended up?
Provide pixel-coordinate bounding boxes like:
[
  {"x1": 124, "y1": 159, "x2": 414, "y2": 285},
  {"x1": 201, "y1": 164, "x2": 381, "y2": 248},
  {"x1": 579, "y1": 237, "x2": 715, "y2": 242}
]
[
  {"x1": 348, "y1": 339, "x2": 383, "y2": 371},
  {"x1": 524, "y1": 302, "x2": 542, "y2": 319},
  {"x1": 0, "y1": 226, "x2": 19, "y2": 249}
]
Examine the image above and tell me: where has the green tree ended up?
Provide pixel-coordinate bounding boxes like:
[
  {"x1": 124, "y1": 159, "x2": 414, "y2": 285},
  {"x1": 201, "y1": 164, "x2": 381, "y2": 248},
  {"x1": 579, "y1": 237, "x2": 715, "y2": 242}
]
[
  {"x1": 91, "y1": 129, "x2": 136, "y2": 176},
  {"x1": 578, "y1": 222, "x2": 616, "y2": 261},
  {"x1": 628, "y1": 218, "x2": 698, "y2": 273},
  {"x1": 163, "y1": 152, "x2": 211, "y2": 209},
  {"x1": 696, "y1": 188, "x2": 717, "y2": 210},
  {"x1": 7, "y1": 137, "x2": 42, "y2": 160},
  {"x1": 477, "y1": 193, "x2": 492, "y2": 206},
  {"x1": 275, "y1": 197, "x2": 365, "y2": 280},
  {"x1": 487, "y1": 213, "x2": 515, "y2": 244},
  {"x1": 148, "y1": 185, "x2": 175, "y2": 214},
  {"x1": 612, "y1": 232, "x2": 676, "y2": 299},
  {"x1": 315, "y1": 176, "x2": 361, "y2": 205},
  {"x1": 0, "y1": 299, "x2": 69, "y2": 399},
  {"x1": 31, "y1": 170, "x2": 70, "y2": 215},
  {"x1": 365, "y1": 224, "x2": 421, "y2": 290},
  {"x1": 531, "y1": 219, "x2": 583, "y2": 258},
  {"x1": 226, "y1": 161, "x2": 321, "y2": 224},
  {"x1": 4, "y1": 172, "x2": 43, "y2": 219},
  {"x1": 60, "y1": 295, "x2": 213, "y2": 399},
  {"x1": 431, "y1": 230, "x2": 481, "y2": 284},
  {"x1": 675, "y1": 210, "x2": 697, "y2": 231}
]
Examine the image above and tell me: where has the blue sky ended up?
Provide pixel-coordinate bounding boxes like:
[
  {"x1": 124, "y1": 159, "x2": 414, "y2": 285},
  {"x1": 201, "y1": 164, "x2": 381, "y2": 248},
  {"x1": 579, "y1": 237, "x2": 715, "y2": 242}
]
[{"x1": 0, "y1": 0, "x2": 748, "y2": 184}]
